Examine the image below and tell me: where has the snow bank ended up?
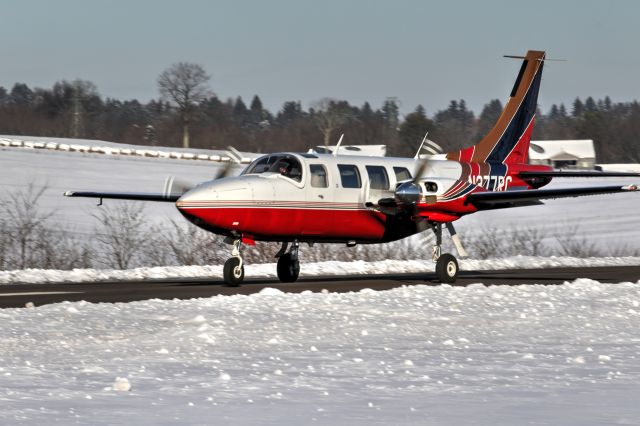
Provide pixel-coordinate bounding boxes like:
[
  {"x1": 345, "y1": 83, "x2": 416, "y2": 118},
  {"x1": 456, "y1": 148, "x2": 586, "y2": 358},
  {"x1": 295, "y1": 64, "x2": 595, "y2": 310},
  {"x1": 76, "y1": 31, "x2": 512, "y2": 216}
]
[
  {"x1": 2, "y1": 255, "x2": 640, "y2": 284},
  {"x1": 0, "y1": 135, "x2": 257, "y2": 163}
]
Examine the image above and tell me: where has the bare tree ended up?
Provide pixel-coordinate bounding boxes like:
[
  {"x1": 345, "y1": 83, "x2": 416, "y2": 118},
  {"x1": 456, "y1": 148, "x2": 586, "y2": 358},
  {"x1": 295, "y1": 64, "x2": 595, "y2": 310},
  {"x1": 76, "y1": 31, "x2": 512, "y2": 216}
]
[
  {"x1": 311, "y1": 98, "x2": 352, "y2": 147},
  {"x1": 0, "y1": 218, "x2": 9, "y2": 270},
  {"x1": 0, "y1": 184, "x2": 94, "y2": 270},
  {"x1": 162, "y1": 220, "x2": 223, "y2": 265},
  {"x1": 553, "y1": 222, "x2": 601, "y2": 258},
  {"x1": 157, "y1": 62, "x2": 211, "y2": 148},
  {"x1": 92, "y1": 203, "x2": 154, "y2": 269},
  {"x1": 2, "y1": 184, "x2": 51, "y2": 269}
]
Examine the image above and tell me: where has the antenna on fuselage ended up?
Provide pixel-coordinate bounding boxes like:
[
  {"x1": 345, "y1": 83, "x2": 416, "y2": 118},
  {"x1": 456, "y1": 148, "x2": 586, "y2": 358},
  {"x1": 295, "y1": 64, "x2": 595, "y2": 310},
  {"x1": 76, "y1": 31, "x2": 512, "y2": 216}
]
[
  {"x1": 414, "y1": 133, "x2": 429, "y2": 159},
  {"x1": 332, "y1": 134, "x2": 344, "y2": 157},
  {"x1": 414, "y1": 132, "x2": 443, "y2": 159}
]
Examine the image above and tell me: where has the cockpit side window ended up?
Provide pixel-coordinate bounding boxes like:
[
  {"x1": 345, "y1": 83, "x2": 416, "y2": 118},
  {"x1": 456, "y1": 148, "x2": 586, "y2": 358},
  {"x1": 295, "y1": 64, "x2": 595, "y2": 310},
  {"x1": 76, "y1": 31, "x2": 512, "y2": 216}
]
[
  {"x1": 393, "y1": 167, "x2": 412, "y2": 182},
  {"x1": 243, "y1": 154, "x2": 303, "y2": 182},
  {"x1": 244, "y1": 155, "x2": 275, "y2": 174}
]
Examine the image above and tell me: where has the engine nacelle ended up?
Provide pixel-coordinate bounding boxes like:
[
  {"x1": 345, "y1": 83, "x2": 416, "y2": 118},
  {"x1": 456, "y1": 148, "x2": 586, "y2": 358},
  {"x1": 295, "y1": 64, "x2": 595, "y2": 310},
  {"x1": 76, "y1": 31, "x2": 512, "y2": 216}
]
[{"x1": 395, "y1": 181, "x2": 421, "y2": 204}]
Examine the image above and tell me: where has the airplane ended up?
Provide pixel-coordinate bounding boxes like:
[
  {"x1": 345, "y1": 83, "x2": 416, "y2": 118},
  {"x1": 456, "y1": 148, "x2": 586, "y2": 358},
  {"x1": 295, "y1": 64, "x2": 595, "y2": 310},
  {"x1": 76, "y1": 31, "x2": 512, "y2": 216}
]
[{"x1": 65, "y1": 50, "x2": 640, "y2": 285}]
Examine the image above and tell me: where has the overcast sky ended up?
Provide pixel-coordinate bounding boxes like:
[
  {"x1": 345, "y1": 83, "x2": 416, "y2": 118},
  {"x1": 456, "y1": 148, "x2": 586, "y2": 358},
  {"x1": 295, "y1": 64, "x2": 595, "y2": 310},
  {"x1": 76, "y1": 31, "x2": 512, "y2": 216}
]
[{"x1": 1, "y1": 0, "x2": 638, "y2": 116}]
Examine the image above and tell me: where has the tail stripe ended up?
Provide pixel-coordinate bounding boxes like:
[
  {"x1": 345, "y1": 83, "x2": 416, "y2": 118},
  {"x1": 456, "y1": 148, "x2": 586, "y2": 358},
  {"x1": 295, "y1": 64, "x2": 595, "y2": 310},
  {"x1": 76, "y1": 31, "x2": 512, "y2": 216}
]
[{"x1": 446, "y1": 50, "x2": 546, "y2": 165}]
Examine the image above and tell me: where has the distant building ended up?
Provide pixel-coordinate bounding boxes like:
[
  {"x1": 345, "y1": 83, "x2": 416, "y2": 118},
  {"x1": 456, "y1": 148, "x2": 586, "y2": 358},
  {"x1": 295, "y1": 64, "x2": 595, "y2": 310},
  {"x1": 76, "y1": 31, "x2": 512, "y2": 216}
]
[
  {"x1": 309, "y1": 140, "x2": 599, "y2": 169},
  {"x1": 310, "y1": 144, "x2": 386, "y2": 157},
  {"x1": 595, "y1": 163, "x2": 640, "y2": 173},
  {"x1": 529, "y1": 140, "x2": 595, "y2": 169}
]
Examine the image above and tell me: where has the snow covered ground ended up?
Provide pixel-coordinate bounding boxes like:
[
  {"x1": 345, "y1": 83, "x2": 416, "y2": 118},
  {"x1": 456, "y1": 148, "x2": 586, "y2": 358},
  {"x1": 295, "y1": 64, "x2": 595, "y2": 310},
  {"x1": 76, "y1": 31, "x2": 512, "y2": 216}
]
[
  {"x1": 3, "y1": 255, "x2": 640, "y2": 285},
  {"x1": 3, "y1": 137, "x2": 640, "y2": 424},
  {"x1": 1, "y1": 279, "x2": 640, "y2": 425}
]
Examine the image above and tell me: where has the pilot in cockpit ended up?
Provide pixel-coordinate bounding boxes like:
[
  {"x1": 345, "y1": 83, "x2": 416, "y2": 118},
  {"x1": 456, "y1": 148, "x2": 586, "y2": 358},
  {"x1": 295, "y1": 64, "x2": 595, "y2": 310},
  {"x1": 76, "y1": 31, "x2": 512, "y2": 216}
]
[{"x1": 277, "y1": 160, "x2": 292, "y2": 177}]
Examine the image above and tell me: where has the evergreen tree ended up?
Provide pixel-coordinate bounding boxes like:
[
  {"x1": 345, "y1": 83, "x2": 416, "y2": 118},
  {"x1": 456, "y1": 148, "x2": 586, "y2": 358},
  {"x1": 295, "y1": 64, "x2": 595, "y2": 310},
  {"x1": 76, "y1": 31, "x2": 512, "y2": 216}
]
[
  {"x1": 431, "y1": 99, "x2": 475, "y2": 151},
  {"x1": 475, "y1": 99, "x2": 502, "y2": 142},
  {"x1": 398, "y1": 105, "x2": 434, "y2": 157},
  {"x1": 233, "y1": 96, "x2": 248, "y2": 126},
  {"x1": 572, "y1": 98, "x2": 584, "y2": 117},
  {"x1": 0, "y1": 87, "x2": 7, "y2": 107},
  {"x1": 276, "y1": 101, "x2": 304, "y2": 126},
  {"x1": 9, "y1": 83, "x2": 34, "y2": 107},
  {"x1": 381, "y1": 98, "x2": 400, "y2": 154}
]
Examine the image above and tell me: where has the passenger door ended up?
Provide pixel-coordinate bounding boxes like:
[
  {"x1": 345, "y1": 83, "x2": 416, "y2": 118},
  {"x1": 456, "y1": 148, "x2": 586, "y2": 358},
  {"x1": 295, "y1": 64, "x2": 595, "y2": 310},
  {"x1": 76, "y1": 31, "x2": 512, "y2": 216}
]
[
  {"x1": 364, "y1": 165, "x2": 391, "y2": 205},
  {"x1": 303, "y1": 163, "x2": 332, "y2": 235}
]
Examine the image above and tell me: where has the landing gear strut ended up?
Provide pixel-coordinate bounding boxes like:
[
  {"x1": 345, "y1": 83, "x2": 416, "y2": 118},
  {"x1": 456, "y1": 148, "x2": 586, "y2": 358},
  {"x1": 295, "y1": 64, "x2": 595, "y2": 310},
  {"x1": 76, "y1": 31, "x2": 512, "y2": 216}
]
[
  {"x1": 431, "y1": 223, "x2": 465, "y2": 284},
  {"x1": 276, "y1": 241, "x2": 300, "y2": 283},
  {"x1": 223, "y1": 239, "x2": 245, "y2": 286}
]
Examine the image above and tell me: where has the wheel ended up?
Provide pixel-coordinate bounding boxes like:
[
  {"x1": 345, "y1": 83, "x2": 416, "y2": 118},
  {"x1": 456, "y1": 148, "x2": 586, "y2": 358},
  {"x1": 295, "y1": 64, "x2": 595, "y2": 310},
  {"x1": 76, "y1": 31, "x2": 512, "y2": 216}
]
[
  {"x1": 277, "y1": 253, "x2": 300, "y2": 283},
  {"x1": 223, "y1": 257, "x2": 244, "y2": 286},
  {"x1": 435, "y1": 253, "x2": 458, "y2": 283}
]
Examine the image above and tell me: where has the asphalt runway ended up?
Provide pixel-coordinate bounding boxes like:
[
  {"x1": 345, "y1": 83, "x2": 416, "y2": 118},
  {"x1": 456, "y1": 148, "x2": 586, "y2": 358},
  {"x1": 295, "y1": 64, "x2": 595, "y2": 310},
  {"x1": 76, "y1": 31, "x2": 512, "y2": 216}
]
[{"x1": 1, "y1": 265, "x2": 639, "y2": 309}]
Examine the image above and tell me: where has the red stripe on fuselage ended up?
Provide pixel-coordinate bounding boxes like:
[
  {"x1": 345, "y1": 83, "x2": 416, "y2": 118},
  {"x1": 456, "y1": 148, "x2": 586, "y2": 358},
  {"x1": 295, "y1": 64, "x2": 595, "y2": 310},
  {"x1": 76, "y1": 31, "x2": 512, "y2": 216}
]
[{"x1": 180, "y1": 206, "x2": 391, "y2": 241}]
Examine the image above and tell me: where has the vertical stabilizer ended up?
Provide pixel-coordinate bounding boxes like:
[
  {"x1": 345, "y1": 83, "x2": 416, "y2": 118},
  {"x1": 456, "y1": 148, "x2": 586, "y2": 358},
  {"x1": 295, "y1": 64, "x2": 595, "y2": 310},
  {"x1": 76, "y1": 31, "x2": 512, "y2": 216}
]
[{"x1": 447, "y1": 50, "x2": 545, "y2": 165}]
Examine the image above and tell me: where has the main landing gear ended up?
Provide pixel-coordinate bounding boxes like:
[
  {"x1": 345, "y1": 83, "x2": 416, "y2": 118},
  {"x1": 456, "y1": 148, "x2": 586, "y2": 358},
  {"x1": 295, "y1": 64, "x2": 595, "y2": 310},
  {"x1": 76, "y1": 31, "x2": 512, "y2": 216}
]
[
  {"x1": 275, "y1": 241, "x2": 300, "y2": 283},
  {"x1": 222, "y1": 239, "x2": 301, "y2": 286},
  {"x1": 431, "y1": 222, "x2": 468, "y2": 284}
]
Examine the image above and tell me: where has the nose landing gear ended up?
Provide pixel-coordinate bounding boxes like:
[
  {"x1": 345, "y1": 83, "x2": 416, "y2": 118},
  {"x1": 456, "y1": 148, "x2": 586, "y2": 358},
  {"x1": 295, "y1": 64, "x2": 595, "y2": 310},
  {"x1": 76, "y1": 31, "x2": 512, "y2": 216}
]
[
  {"x1": 223, "y1": 239, "x2": 245, "y2": 286},
  {"x1": 431, "y1": 222, "x2": 466, "y2": 284},
  {"x1": 276, "y1": 241, "x2": 300, "y2": 283}
]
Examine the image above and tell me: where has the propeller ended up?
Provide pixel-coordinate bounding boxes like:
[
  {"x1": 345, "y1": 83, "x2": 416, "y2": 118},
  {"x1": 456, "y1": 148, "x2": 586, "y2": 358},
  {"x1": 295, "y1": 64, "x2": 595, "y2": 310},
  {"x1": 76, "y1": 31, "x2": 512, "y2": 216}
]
[
  {"x1": 369, "y1": 154, "x2": 432, "y2": 211},
  {"x1": 163, "y1": 146, "x2": 243, "y2": 197},
  {"x1": 163, "y1": 176, "x2": 195, "y2": 198},
  {"x1": 391, "y1": 156, "x2": 431, "y2": 205},
  {"x1": 213, "y1": 146, "x2": 244, "y2": 180}
]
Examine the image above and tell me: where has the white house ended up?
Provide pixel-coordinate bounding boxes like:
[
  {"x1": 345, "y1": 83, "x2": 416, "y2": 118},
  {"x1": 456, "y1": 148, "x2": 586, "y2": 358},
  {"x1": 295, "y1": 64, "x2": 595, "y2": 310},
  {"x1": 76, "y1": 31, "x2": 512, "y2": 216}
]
[{"x1": 528, "y1": 140, "x2": 595, "y2": 169}]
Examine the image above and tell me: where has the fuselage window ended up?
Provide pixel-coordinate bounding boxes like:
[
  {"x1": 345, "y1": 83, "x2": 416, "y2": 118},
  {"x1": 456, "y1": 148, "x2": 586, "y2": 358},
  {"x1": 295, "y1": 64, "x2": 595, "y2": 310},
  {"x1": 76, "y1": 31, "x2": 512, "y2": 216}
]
[
  {"x1": 365, "y1": 165, "x2": 389, "y2": 190},
  {"x1": 337, "y1": 164, "x2": 361, "y2": 188},
  {"x1": 310, "y1": 164, "x2": 328, "y2": 188},
  {"x1": 393, "y1": 167, "x2": 412, "y2": 182}
]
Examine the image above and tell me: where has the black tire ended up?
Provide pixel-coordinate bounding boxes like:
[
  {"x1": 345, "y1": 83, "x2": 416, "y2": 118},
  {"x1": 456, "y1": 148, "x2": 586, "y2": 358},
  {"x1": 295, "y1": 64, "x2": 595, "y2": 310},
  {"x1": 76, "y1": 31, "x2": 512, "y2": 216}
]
[
  {"x1": 223, "y1": 257, "x2": 244, "y2": 286},
  {"x1": 436, "y1": 253, "x2": 458, "y2": 284},
  {"x1": 277, "y1": 253, "x2": 300, "y2": 283}
]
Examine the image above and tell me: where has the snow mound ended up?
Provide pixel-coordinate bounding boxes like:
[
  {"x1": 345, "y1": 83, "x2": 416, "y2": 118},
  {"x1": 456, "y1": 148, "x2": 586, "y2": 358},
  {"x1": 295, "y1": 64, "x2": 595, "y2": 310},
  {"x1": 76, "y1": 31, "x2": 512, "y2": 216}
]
[{"x1": 1, "y1": 278, "x2": 640, "y2": 425}]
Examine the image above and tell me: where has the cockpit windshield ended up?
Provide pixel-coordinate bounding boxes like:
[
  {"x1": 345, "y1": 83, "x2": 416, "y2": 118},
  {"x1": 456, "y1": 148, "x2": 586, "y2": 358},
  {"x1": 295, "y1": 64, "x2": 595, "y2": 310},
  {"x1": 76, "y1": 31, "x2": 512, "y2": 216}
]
[{"x1": 243, "y1": 154, "x2": 303, "y2": 182}]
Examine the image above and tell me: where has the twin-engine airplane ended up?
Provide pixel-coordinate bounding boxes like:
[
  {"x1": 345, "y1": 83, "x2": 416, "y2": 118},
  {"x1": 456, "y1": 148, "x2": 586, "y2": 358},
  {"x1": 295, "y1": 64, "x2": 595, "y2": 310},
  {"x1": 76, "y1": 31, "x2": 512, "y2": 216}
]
[{"x1": 65, "y1": 50, "x2": 639, "y2": 285}]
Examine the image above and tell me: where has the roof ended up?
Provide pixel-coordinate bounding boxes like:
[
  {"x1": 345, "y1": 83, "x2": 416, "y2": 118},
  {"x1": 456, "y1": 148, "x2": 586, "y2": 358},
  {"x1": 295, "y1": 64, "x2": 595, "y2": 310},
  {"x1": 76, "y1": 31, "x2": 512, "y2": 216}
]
[
  {"x1": 529, "y1": 140, "x2": 595, "y2": 160},
  {"x1": 310, "y1": 144, "x2": 387, "y2": 157}
]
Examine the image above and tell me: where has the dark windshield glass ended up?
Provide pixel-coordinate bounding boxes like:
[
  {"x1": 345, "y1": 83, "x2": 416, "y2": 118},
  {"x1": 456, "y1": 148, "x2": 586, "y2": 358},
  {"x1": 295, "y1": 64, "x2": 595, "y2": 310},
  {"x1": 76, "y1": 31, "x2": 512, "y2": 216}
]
[{"x1": 243, "y1": 154, "x2": 303, "y2": 182}]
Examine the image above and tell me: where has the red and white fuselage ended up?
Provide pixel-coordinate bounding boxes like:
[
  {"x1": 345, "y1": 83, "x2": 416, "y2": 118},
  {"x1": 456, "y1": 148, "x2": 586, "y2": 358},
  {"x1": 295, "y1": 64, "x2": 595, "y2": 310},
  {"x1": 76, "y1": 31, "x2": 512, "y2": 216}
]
[{"x1": 175, "y1": 153, "x2": 535, "y2": 244}]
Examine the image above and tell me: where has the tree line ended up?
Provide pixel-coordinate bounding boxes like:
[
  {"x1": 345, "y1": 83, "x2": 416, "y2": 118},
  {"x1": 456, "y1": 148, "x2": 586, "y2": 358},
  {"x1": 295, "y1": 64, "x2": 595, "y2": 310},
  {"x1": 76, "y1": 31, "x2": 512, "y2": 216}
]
[{"x1": 0, "y1": 62, "x2": 638, "y2": 162}]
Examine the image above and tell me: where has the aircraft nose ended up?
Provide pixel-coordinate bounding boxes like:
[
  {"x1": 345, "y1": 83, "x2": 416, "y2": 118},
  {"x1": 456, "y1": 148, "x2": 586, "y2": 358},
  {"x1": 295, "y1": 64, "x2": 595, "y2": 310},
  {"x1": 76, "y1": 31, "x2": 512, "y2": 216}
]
[{"x1": 176, "y1": 185, "x2": 210, "y2": 208}]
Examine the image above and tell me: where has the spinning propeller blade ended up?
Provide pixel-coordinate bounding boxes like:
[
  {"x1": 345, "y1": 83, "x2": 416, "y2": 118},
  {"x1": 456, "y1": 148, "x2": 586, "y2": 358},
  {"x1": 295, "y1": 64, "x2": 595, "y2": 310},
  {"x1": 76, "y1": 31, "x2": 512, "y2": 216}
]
[{"x1": 163, "y1": 176, "x2": 195, "y2": 198}]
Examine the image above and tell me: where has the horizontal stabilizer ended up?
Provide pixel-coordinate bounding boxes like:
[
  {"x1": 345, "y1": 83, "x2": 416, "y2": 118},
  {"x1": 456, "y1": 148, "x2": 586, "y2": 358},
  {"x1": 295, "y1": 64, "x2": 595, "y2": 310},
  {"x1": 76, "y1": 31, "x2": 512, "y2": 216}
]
[{"x1": 64, "y1": 191, "x2": 180, "y2": 202}]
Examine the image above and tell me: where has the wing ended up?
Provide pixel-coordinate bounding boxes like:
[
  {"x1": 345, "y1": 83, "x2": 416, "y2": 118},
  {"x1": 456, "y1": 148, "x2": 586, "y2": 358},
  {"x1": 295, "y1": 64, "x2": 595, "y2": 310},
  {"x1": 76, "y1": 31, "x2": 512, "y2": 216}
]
[
  {"x1": 519, "y1": 170, "x2": 640, "y2": 178},
  {"x1": 467, "y1": 185, "x2": 639, "y2": 209},
  {"x1": 64, "y1": 191, "x2": 180, "y2": 202}
]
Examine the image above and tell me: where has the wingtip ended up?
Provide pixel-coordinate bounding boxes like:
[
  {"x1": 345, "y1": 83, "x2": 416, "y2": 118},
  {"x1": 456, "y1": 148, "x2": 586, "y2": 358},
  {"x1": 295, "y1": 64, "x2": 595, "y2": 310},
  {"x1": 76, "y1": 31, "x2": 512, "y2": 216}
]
[
  {"x1": 622, "y1": 185, "x2": 639, "y2": 191},
  {"x1": 63, "y1": 191, "x2": 75, "y2": 197}
]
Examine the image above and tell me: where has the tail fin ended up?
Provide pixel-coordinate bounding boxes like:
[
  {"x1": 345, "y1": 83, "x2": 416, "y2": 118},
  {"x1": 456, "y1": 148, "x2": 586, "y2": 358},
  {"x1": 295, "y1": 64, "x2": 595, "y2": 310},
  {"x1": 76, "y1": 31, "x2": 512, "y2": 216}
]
[{"x1": 447, "y1": 50, "x2": 545, "y2": 165}]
